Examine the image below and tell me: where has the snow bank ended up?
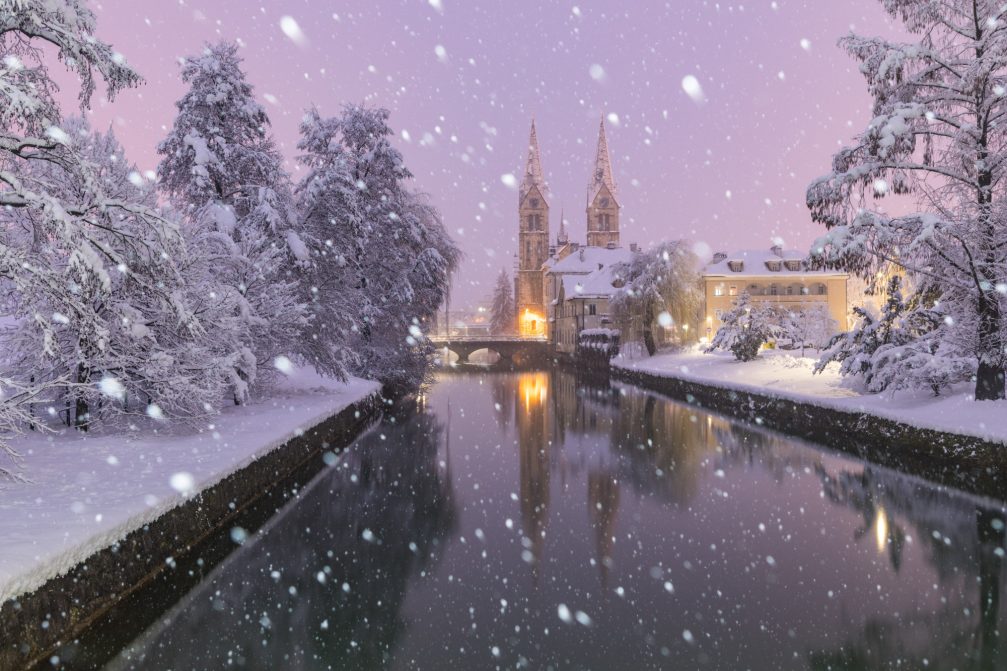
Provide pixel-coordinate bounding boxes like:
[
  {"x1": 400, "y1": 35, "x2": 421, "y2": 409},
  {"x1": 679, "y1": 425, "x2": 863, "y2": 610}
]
[
  {"x1": 0, "y1": 370, "x2": 379, "y2": 603},
  {"x1": 615, "y1": 347, "x2": 1007, "y2": 445}
]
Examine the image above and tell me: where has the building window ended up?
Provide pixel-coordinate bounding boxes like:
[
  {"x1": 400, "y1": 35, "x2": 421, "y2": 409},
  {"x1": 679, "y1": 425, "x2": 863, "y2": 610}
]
[
  {"x1": 800, "y1": 285, "x2": 809, "y2": 295},
  {"x1": 589, "y1": 303, "x2": 597, "y2": 316},
  {"x1": 818, "y1": 284, "x2": 827, "y2": 295},
  {"x1": 784, "y1": 260, "x2": 802, "y2": 271},
  {"x1": 727, "y1": 261, "x2": 744, "y2": 272},
  {"x1": 714, "y1": 285, "x2": 724, "y2": 297},
  {"x1": 786, "y1": 286, "x2": 794, "y2": 295},
  {"x1": 770, "y1": 284, "x2": 778, "y2": 296},
  {"x1": 729, "y1": 285, "x2": 738, "y2": 296}
]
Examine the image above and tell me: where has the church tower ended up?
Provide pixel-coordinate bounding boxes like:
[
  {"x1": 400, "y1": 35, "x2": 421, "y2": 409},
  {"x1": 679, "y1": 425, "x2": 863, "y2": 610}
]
[
  {"x1": 586, "y1": 115, "x2": 620, "y2": 248},
  {"x1": 515, "y1": 120, "x2": 550, "y2": 337}
]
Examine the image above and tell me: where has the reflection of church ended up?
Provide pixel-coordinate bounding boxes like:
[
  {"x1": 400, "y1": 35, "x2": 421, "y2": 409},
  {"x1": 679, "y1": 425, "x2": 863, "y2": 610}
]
[{"x1": 514, "y1": 118, "x2": 627, "y2": 339}]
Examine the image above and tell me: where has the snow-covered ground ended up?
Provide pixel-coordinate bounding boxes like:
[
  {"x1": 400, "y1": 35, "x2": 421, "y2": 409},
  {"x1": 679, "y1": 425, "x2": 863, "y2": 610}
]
[
  {"x1": 615, "y1": 346, "x2": 1007, "y2": 444},
  {"x1": 0, "y1": 369, "x2": 379, "y2": 603}
]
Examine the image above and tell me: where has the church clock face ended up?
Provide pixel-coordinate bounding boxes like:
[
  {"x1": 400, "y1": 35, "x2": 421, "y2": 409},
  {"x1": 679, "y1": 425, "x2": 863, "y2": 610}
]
[
  {"x1": 530, "y1": 198, "x2": 539, "y2": 208},
  {"x1": 600, "y1": 197, "x2": 609, "y2": 207}
]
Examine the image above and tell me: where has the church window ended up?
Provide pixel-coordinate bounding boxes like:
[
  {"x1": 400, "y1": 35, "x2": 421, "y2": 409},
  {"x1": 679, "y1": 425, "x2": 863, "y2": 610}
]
[{"x1": 589, "y1": 303, "x2": 597, "y2": 316}]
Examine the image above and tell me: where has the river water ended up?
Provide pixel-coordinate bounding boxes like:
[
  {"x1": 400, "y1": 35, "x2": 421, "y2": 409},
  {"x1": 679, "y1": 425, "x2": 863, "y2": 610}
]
[{"x1": 104, "y1": 369, "x2": 1007, "y2": 670}]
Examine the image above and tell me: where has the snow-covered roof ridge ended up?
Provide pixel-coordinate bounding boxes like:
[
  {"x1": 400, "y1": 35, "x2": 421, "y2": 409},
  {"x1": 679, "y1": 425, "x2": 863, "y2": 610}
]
[
  {"x1": 704, "y1": 246, "x2": 847, "y2": 277},
  {"x1": 520, "y1": 118, "x2": 548, "y2": 204},
  {"x1": 548, "y1": 245, "x2": 632, "y2": 275},
  {"x1": 588, "y1": 114, "x2": 617, "y2": 204}
]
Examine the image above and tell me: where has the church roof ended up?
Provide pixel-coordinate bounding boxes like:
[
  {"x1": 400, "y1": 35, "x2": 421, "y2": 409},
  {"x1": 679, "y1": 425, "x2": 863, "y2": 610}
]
[
  {"x1": 520, "y1": 119, "x2": 548, "y2": 205},
  {"x1": 548, "y1": 245, "x2": 633, "y2": 275},
  {"x1": 588, "y1": 115, "x2": 618, "y2": 205}
]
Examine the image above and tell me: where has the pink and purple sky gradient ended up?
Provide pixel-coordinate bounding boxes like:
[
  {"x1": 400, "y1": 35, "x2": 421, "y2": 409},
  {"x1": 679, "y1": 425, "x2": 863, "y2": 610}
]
[{"x1": 77, "y1": 0, "x2": 904, "y2": 305}]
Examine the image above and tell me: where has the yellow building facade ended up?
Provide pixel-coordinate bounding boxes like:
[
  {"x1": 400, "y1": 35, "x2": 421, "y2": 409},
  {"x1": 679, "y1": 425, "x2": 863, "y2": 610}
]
[{"x1": 702, "y1": 247, "x2": 849, "y2": 341}]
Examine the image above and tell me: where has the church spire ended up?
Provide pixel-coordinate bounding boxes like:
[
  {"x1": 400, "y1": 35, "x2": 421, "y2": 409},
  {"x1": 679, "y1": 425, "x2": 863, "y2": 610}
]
[
  {"x1": 588, "y1": 114, "x2": 617, "y2": 203},
  {"x1": 520, "y1": 118, "x2": 547, "y2": 202},
  {"x1": 557, "y1": 206, "x2": 568, "y2": 245}
]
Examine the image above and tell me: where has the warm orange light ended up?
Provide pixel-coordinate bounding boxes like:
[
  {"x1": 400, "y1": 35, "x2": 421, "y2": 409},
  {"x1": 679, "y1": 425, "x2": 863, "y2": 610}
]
[
  {"x1": 520, "y1": 372, "x2": 548, "y2": 413},
  {"x1": 519, "y1": 308, "x2": 546, "y2": 337}
]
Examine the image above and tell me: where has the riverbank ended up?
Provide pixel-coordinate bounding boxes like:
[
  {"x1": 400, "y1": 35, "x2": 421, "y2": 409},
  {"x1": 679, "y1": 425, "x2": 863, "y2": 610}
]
[
  {"x1": 0, "y1": 370, "x2": 381, "y2": 669},
  {"x1": 613, "y1": 348, "x2": 1007, "y2": 499}
]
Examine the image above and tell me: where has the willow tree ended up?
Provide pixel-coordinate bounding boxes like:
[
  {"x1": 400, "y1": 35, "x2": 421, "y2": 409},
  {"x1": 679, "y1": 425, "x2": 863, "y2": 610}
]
[
  {"x1": 610, "y1": 240, "x2": 703, "y2": 356},
  {"x1": 807, "y1": 1, "x2": 1007, "y2": 400}
]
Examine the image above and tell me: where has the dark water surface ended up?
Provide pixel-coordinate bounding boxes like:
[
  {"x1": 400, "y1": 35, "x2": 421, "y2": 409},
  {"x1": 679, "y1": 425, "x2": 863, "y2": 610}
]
[{"x1": 104, "y1": 370, "x2": 1007, "y2": 670}]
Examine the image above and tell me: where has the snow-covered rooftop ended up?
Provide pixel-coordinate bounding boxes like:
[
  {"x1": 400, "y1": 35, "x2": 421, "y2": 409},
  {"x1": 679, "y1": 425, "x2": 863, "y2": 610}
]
[
  {"x1": 704, "y1": 247, "x2": 847, "y2": 278},
  {"x1": 548, "y1": 245, "x2": 633, "y2": 275}
]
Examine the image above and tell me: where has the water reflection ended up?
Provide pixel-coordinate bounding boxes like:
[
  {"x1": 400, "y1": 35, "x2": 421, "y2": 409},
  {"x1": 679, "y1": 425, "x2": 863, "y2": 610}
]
[
  {"x1": 107, "y1": 411, "x2": 456, "y2": 670},
  {"x1": 104, "y1": 370, "x2": 1007, "y2": 670}
]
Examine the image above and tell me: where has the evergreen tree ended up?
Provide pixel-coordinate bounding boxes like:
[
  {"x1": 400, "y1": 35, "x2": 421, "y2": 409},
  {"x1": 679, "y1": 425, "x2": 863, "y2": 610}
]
[
  {"x1": 816, "y1": 276, "x2": 971, "y2": 394},
  {"x1": 158, "y1": 41, "x2": 307, "y2": 404},
  {"x1": 490, "y1": 268, "x2": 515, "y2": 334},
  {"x1": 705, "y1": 292, "x2": 776, "y2": 361},
  {"x1": 807, "y1": 0, "x2": 1007, "y2": 400}
]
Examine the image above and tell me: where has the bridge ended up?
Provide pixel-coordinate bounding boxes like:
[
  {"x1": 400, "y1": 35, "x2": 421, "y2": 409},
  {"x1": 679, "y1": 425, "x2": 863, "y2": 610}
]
[{"x1": 428, "y1": 335, "x2": 552, "y2": 363}]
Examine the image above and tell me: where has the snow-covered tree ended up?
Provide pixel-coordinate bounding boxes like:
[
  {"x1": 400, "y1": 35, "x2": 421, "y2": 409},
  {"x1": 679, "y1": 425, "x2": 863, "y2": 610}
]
[
  {"x1": 490, "y1": 268, "x2": 515, "y2": 335},
  {"x1": 777, "y1": 304, "x2": 837, "y2": 356},
  {"x1": 806, "y1": 0, "x2": 1007, "y2": 400},
  {"x1": 610, "y1": 240, "x2": 703, "y2": 356},
  {"x1": 0, "y1": 4, "x2": 230, "y2": 452},
  {"x1": 294, "y1": 105, "x2": 459, "y2": 395},
  {"x1": 705, "y1": 292, "x2": 776, "y2": 361},
  {"x1": 1, "y1": 119, "x2": 232, "y2": 429},
  {"x1": 816, "y1": 276, "x2": 971, "y2": 394},
  {"x1": 158, "y1": 41, "x2": 307, "y2": 404}
]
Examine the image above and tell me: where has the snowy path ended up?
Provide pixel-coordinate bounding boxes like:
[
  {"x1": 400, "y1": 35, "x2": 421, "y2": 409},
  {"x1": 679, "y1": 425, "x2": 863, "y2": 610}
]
[
  {"x1": 0, "y1": 370, "x2": 379, "y2": 603},
  {"x1": 615, "y1": 348, "x2": 1007, "y2": 445}
]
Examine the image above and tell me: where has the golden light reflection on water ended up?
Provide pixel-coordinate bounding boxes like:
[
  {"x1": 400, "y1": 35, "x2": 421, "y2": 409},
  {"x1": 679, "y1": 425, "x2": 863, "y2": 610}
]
[
  {"x1": 875, "y1": 507, "x2": 889, "y2": 553},
  {"x1": 520, "y1": 372, "x2": 548, "y2": 413}
]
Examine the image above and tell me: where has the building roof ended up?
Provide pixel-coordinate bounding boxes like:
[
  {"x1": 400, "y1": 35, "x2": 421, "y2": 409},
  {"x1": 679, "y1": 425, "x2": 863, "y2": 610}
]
[
  {"x1": 588, "y1": 115, "x2": 618, "y2": 205},
  {"x1": 519, "y1": 119, "x2": 548, "y2": 205},
  {"x1": 547, "y1": 245, "x2": 633, "y2": 275},
  {"x1": 704, "y1": 247, "x2": 847, "y2": 278}
]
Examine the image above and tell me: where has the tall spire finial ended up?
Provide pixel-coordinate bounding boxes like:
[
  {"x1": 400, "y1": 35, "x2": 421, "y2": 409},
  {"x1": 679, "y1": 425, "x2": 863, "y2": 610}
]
[
  {"x1": 558, "y1": 205, "x2": 568, "y2": 245},
  {"x1": 520, "y1": 118, "x2": 547, "y2": 202},
  {"x1": 589, "y1": 113, "x2": 617, "y2": 202}
]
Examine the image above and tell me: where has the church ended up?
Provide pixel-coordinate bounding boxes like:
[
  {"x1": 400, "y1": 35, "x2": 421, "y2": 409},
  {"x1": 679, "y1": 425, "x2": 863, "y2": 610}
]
[{"x1": 515, "y1": 117, "x2": 633, "y2": 352}]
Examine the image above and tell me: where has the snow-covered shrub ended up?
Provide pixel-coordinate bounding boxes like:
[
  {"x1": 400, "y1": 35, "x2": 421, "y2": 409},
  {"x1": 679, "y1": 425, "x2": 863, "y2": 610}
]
[
  {"x1": 815, "y1": 276, "x2": 973, "y2": 394},
  {"x1": 705, "y1": 292, "x2": 776, "y2": 362}
]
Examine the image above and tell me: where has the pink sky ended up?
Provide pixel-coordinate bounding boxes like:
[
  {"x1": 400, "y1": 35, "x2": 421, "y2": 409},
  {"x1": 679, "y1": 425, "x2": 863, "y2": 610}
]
[{"x1": 76, "y1": 0, "x2": 904, "y2": 305}]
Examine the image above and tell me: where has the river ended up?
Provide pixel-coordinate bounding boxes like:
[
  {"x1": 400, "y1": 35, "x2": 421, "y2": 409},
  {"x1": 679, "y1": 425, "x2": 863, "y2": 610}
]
[{"x1": 98, "y1": 369, "x2": 1006, "y2": 670}]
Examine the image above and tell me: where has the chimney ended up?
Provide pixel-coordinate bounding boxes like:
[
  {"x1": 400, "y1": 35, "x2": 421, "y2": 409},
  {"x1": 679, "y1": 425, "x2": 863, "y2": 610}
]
[
  {"x1": 770, "y1": 244, "x2": 783, "y2": 258},
  {"x1": 713, "y1": 252, "x2": 727, "y2": 264},
  {"x1": 630, "y1": 242, "x2": 639, "y2": 253}
]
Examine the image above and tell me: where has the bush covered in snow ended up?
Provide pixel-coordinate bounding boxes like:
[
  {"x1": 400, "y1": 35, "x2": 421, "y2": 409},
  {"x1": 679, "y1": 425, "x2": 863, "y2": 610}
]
[{"x1": 705, "y1": 292, "x2": 777, "y2": 361}]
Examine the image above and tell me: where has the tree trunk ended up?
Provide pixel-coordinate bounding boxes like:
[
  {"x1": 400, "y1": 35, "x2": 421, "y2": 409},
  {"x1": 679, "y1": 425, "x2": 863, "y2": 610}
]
[
  {"x1": 74, "y1": 363, "x2": 89, "y2": 431},
  {"x1": 976, "y1": 297, "x2": 1005, "y2": 400},
  {"x1": 643, "y1": 307, "x2": 657, "y2": 356}
]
